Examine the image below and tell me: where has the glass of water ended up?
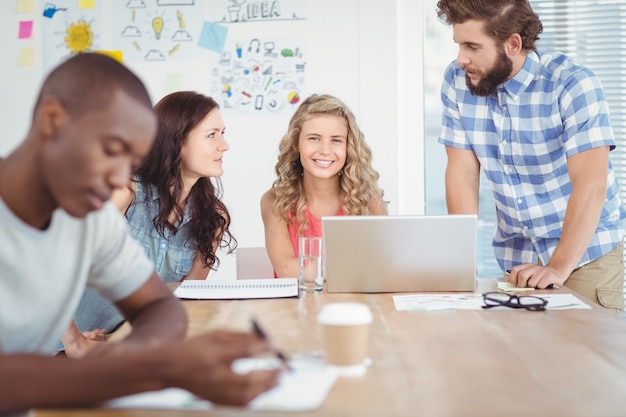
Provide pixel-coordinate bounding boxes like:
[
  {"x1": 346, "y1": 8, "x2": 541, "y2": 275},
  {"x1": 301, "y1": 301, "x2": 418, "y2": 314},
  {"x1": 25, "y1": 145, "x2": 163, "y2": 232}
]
[{"x1": 298, "y1": 236, "x2": 324, "y2": 293}]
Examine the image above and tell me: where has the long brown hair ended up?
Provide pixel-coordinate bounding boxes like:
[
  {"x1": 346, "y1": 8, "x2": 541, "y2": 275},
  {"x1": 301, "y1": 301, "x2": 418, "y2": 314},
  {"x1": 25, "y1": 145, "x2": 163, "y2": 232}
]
[{"x1": 135, "y1": 91, "x2": 236, "y2": 270}]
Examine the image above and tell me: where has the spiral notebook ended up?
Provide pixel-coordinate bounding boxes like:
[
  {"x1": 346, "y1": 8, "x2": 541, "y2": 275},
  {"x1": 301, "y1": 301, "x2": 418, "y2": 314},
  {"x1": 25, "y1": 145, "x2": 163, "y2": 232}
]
[{"x1": 173, "y1": 278, "x2": 299, "y2": 299}]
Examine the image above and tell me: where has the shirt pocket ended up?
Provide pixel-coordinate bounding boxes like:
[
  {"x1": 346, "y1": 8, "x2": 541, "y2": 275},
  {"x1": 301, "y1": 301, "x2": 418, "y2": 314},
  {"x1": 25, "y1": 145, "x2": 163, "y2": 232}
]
[
  {"x1": 139, "y1": 242, "x2": 151, "y2": 258},
  {"x1": 597, "y1": 288, "x2": 624, "y2": 311},
  {"x1": 510, "y1": 129, "x2": 566, "y2": 180},
  {"x1": 174, "y1": 251, "x2": 194, "y2": 277}
]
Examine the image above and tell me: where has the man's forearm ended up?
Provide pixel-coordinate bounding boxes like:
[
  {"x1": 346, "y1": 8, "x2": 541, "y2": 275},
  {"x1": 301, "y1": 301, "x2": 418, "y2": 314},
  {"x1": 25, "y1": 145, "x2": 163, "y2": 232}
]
[
  {"x1": 548, "y1": 183, "x2": 606, "y2": 278},
  {"x1": 548, "y1": 147, "x2": 610, "y2": 278},
  {"x1": 121, "y1": 297, "x2": 187, "y2": 350},
  {"x1": 0, "y1": 348, "x2": 173, "y2": 414}
]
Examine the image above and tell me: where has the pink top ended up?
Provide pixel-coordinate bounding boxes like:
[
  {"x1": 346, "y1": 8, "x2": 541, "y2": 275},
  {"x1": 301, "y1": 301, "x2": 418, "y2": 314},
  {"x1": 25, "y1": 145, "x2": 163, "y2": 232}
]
[
  {"x1": 273, "y1": 207, "x2": 345, "y2": 278},
  {"x1": 287, "y1": 207, "x2": 345, "y2": 256}
]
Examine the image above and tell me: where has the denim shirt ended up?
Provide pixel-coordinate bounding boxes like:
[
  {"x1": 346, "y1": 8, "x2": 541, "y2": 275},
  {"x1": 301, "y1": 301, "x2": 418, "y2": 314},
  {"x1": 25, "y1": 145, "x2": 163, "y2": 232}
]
[
  {"x1": 126, "y1": 181, "x2": 195, "y2": 283},
  {"x1": 68, "y1": 182, "x2": 195, "y2": 336}
]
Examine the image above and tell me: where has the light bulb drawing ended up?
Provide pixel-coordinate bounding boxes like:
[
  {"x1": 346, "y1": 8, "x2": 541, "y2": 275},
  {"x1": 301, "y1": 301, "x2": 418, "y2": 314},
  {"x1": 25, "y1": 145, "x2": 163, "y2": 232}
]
[
  {"x1": 117, "y1": 3, "x2": 200, "y2": 62},
  {"x1": 152, "y1": 16, "x2": 164, "y2": 40}
]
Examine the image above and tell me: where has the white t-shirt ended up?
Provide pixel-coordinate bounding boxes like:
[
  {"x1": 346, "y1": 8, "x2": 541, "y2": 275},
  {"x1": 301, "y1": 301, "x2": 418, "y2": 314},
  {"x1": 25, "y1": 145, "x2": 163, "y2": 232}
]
[{"x1": 0, "y1": 199, "x2": 154, "y2": 354}]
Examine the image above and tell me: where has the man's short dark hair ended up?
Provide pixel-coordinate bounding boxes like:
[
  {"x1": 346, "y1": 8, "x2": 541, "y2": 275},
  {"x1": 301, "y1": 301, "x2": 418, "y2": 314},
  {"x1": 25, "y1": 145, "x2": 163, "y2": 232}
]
[{"x1": 34, "y1": 53, "x2": 153, "y2": 120}]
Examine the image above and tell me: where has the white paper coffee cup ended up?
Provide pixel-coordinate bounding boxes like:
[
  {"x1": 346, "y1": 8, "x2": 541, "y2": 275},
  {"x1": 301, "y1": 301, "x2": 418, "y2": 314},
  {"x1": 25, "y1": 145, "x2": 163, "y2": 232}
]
[{"x1": 317, "y1": 302, "x2": 373, "y2": 372}]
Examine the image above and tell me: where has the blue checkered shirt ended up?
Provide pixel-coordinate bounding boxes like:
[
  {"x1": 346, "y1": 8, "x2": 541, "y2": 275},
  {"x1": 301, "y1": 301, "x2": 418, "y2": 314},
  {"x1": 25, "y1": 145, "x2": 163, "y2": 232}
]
[{"x1": 439, "y1": 50, "x2": 626, "y2": 272}]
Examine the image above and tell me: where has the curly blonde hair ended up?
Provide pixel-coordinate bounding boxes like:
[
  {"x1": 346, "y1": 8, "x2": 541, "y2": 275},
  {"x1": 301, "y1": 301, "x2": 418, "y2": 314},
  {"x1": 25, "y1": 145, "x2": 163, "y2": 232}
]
[{"x1": 272, "y1": 94, "x2": 384, "y2": 235}]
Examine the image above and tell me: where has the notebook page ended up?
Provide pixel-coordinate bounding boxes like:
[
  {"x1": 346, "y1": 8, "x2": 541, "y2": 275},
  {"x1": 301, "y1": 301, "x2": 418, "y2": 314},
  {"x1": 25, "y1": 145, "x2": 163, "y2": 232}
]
[{"x1": 173, "y1": 278, "x2": 299, "y2": 299}]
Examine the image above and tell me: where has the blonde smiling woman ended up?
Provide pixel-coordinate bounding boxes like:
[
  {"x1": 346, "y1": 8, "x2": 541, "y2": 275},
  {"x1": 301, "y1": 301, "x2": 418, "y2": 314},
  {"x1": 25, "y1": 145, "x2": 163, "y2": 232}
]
[{"x1": 261, "y1": 94, "x2": 388, "y2": 278}]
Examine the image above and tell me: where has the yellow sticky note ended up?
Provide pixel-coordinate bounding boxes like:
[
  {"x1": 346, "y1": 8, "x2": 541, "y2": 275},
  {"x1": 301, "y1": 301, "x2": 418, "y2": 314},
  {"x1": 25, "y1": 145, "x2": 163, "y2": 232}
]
[
  {"x1": 93, "y1": 50, "x2": 123, "y2": 63},
  {"x1": 17, "y1": 0, "x2": 35, "y2": 13},
  {"x1": 79, "y1": 0, "x2": 96, "y2": 9},
  {"x1": 496, "y1": 281, "x2": 535, "y2": 292},
  {"x1": 18, "y1": 47, "x2": 35, "y2": 67}
]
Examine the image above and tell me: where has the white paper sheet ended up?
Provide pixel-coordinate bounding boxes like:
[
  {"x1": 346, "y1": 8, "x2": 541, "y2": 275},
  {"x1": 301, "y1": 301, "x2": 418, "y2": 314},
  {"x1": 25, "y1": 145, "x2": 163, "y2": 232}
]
[
  {"x1": 392, "y1": 293, "x2": 592, "y2": 311},
  {"x1": 104, "y1": 356, "x2": 337, "y2": 411}
]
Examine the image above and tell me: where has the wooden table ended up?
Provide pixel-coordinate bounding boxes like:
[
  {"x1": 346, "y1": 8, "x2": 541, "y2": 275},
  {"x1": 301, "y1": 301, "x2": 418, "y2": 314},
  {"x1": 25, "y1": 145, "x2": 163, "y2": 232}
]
[{"x1": 33, "y1": 280, "x2": 626, "y2": 417}]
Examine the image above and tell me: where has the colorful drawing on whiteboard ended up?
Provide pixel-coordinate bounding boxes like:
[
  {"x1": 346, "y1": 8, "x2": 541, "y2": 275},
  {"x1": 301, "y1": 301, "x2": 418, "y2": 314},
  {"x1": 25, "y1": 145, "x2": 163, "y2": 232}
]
[
  {"x1": 209, "y1": 37, "x2": 306, "y2": 114},
  {"x1": 64, "y1": 19, "x2": 94, "y2": 54},
  {"x1": 112, "y1": 0, "x2": 205, "y2": 62},
  {"x1": 209, "y1": 0, "x2": 306, "y2": 23},
  {"x1": 41, "y1": 1, "x2": 101, "y2": 71}
]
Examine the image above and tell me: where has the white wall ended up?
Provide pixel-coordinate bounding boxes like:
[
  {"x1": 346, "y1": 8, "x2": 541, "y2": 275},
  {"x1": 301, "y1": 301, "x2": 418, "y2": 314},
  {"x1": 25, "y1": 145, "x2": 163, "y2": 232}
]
[{"x1": 0, "y1": 0, "x2": 425, "y2": 279}]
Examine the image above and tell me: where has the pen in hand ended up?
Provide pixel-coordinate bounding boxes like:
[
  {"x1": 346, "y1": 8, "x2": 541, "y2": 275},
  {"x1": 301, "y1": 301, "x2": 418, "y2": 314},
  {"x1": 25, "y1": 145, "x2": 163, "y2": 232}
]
[
  {"x1": 505, "y1": 270, "x2": 558, "y2": 289},
  {"x1": 250, "y1": 317, "x2": 294, "y2": 372}
]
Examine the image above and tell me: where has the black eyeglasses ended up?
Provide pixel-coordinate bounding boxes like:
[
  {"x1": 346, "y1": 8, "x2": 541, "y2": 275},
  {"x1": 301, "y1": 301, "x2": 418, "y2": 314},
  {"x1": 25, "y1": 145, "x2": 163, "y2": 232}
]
[{"x1": 482, "y1": 292, "x2": 548, "y2": 311}]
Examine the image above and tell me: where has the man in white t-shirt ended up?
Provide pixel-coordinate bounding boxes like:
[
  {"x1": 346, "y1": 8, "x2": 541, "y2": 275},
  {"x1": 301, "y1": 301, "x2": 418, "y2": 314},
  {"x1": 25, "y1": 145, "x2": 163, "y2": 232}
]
[{"x1": 0, "y1": 53, "x2": 279, "y2": 416}]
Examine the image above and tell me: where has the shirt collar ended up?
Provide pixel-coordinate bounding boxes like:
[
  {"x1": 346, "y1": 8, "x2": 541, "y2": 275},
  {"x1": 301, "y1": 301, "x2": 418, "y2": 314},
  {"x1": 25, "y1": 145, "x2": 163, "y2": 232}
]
[
  {"x1": 147, "y1": 182, "x2": 192, "y2": 225},
  {"x1": 498, "y1": 50, "x2": 540, "y2": 102}
]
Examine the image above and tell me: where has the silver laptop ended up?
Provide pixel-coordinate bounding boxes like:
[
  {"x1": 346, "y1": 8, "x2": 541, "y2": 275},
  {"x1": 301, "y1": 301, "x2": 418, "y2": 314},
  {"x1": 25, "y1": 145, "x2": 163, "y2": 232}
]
[{"x1": 322, "y1": 215, "x2": 477, "y2": 293}]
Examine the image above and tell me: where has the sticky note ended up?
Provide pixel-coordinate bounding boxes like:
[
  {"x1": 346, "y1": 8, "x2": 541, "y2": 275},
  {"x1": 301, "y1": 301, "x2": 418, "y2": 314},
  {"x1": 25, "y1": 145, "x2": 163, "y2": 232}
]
[
  {"x1": 93, "y1": 50, "x2": 123, "y2": 63},
  {"x1": 197, "y1": 21, "x2": 228, "y2": 53},
  {"x1": 496, "y1": 281, "x2": 535, "y2": 292},
  {"x1": 18, "y1": 47, "x2": 35, "y2": 66},
  {"x1": 79, "y1": 0, "x2": 96, "y2": 9},
  {"x1": 19, "y1": 21, "x2": 33, "y2": 39},
  {"x1": 17, "y1": 0, "x2": 35, "y2": 13}
]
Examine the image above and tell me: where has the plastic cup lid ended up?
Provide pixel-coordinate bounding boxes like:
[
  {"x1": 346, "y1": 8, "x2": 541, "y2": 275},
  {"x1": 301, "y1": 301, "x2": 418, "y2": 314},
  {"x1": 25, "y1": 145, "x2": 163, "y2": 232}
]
[{"x1": 317, "y1": 302, "x2": 373, "y2": 325}]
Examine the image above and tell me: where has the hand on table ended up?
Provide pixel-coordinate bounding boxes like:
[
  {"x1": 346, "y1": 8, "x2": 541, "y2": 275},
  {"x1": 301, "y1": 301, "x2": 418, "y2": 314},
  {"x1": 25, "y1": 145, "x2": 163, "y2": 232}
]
[
  {"x1": 507, "y1": 264, "x2": 567, "y2": 289},
  {"x1": 61, "y1": 322, "x2": 108, "y2": 359}
]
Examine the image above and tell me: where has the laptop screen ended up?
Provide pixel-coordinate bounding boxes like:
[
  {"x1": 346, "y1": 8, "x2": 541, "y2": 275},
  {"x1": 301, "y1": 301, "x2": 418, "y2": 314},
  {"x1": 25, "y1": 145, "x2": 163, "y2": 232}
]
[{"x1": 322, "y1": 215, "x2": 477, "y2": 293}]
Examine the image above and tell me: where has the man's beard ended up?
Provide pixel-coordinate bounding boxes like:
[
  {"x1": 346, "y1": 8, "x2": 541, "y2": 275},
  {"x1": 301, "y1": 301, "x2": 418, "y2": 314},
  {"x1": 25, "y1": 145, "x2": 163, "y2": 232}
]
[{"x1": 465, "y1": 46, "x2": 513, "y2": 96}]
